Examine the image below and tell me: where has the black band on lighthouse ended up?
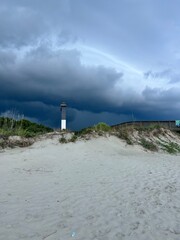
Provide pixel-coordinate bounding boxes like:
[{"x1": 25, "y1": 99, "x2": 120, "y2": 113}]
[
  {"x1": 60, "y1": 102, "x2": 67, "y2": 121},
  {"x1": 61, "y1": 108, "x2": 66, "y2": 120}
]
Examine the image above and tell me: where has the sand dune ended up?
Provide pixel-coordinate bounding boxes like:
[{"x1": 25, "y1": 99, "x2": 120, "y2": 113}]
[{"x1": 0, "y1": 136, "x2": 180, "y2": 240}]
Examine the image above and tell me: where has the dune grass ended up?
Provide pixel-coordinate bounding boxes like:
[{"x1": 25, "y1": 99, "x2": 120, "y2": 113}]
[
  {"x1": 74, "y1": 122, "x2": 111, "y2": 137},
  {"x1": 140, "y1": 138, "x2": 158, "y2": 151},
  {"x1": 0, "y1": 117, "x2": 53, "y2": 138}
]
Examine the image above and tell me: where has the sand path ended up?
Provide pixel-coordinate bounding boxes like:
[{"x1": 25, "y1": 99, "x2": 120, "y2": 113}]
[{"x1": 0, "y1": 136, "x2": 180, "y2": 240}]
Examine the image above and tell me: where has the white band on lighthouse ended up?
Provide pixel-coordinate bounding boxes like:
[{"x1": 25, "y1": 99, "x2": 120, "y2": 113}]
[{"x1": 61, "y1": 119, "x2": 66, "y2": 130}]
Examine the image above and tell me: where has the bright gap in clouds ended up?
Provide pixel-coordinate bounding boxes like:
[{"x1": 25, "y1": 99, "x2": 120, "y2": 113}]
[
  {"x1": 78, "y1": 45, "x2": 173, "y2": 91},
  {"x1": 12, "y1": 39, "x2": 170, "y2": 94},
  {"x1": 54, "y1": 43, "x2": 168, "y2": 92},
  {"x1": 51, "y1": 42, "x2": 147, "y2": 93},
  {"x1": 77, "y1": 45, "x2": 142, "y2": 74}
]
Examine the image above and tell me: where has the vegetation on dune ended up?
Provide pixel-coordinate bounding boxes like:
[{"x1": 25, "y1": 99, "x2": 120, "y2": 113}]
[
  {"x1": 74, "y1": 127, "x2": 93, "y2": 137},
  {"x1": 63, "y1": 122, "x2": 112, "y2": 143},
  {"x1": 63, "y1": 123, "x2": 180, "y2": 154},
  {"x1": 0, "y1": 117, "x2": 53, "y2": 138},
  {"x1": 115, "y1": 127, "x2": 133, "y2": 145},
  {"x1": 60, "y1": 123, "x2": 166, "y2": 146},
  {"x1": 134, "y1": 124, "x2": 161, "y2": 132},
  {"x1": 0, "y1": 117, "x2": 53, "y2": 148},
  {"x1": 59, "y1": 136, "x2": 67, "y2": 144},
  {"x1": 158, "y1": 141, "x2": 180, "y2": 154},
  {"x1": 94, "y1": 122, "x2": 111, "y2": 132},
  {"x1": 74, "y1": 122, "x2": 111, "y2": 137},
  {"x1": 113, "y1": 124, "x2": 180, "y2": 153},
  {"x1": 1, "y1": 117, "x2": 180, "y2": 154},
  {"x1": 140, "y1": 138, "x2": 158, "y2": 151},
  {"x1": 69, "y1": 134, "x2": 78, "y2": 142}
]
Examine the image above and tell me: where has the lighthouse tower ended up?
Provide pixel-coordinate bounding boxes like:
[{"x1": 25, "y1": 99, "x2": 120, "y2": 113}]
[{"x1": 60, "y1": 102, "x2": 67, "y2": 130}]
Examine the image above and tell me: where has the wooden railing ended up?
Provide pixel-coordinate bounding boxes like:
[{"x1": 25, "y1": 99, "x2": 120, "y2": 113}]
[{"x1": 112, "y1": 120, "x2": 180, "y2": 131}]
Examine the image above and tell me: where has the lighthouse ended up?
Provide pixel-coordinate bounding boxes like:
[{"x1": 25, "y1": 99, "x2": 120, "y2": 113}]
[{"x1": 60, "y1": 102, "x2": 67, "y2": 130}]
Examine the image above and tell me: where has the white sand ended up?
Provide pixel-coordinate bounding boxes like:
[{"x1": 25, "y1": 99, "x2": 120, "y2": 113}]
[{"x1": 0, "y1": 136, "x2": 180, "y2": 240}]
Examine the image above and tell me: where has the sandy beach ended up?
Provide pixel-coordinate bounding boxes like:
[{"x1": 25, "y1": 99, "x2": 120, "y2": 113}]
[{"x1": 0, "y1": 136, "x2": 180, "y2": 240}]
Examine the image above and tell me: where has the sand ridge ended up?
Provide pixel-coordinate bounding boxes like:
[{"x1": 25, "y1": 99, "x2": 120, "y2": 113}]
[{"x1": 0, "y1": 136, "x2": 180, "y2": 240}]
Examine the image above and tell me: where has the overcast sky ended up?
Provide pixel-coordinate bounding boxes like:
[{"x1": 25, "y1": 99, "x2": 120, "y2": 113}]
[{"x1": 0, "y1": 0, "x2": 180, "y2": 129}]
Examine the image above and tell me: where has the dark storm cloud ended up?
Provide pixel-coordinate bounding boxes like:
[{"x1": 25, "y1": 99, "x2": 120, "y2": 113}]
[
  {"x1": 0, "y1": 45, "x2": 125, "y2": 127},
  {"x1": 0, "y1": 100, "x2": 60, "y2": 127},
  {"x1": 141, "y1": 87, "x2": 180, "y2": 120},
  {"x1": 143, "y1": 87, "x2": 180, "y2": 103},
  {"x1": 0, "y1": 46, "x2": 123, "y2": 110},
  {"x1": 1, "y1": 44, "x2": 180, "y2": 128}
]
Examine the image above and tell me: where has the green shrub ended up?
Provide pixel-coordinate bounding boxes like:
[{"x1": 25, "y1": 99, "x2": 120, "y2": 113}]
[
  {"x1": 159, "y1": 142, "x2": 180, "y2": 154},
  {"x1": 74, "y1": 127, "x2": 93, "y2": 137},
  {"x1": 69, "y1": 135, "x2": 78, "y2": 142},
  {"x1": 0, "y1": 117, "x2": 53, "y2": 137},
  {"x1": 74, "y1": 122, "x2": 111, "y2": 139},
  {"x1": 22, "y1": 131, "x2": 36, "y2": 138},
  {"x1": 59, "y1": 137, "x2": 67, "y2": 144},
  {"x1": 94, "y1": 122, "x2": 111, "y2": 132},
  {"x1": 140, "y1": 138, "x2": 158, "y2": 151}
]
